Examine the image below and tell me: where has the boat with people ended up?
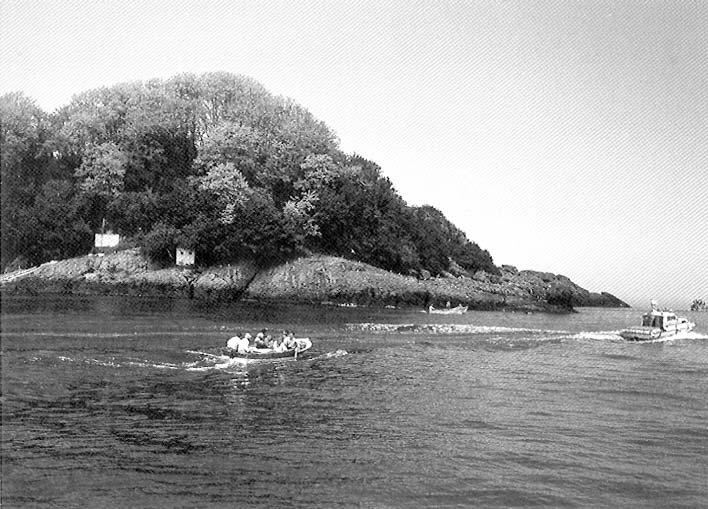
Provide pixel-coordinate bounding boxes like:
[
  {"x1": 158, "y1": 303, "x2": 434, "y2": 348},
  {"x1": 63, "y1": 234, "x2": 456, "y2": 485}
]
[
  {"x1": 619, "y1": 301, "x2": 695, "y2": 341},
  {"x1": 220, "y1": 329, "x2": 312, "y2": 359},
  {"x1": 428, "y1": 304, "x2": 468, "y2": 315}
]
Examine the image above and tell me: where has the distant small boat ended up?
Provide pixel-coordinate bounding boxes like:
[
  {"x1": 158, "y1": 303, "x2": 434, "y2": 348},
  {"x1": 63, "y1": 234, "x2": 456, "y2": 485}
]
[
  {"x1": 220, "y1": 338, "x2": 312, "y2": 359},
  {"x1": 620, "y1": 302, "x2": 694, "y2": 341},
  {"x1": 428, "y1": 304, "x2": 468, "y2": 315}
]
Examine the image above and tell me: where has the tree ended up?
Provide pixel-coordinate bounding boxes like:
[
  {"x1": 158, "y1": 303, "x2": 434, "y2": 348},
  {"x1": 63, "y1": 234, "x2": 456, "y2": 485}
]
[
  {"x1": 408, "y1": 206, "x2": 499, "y2": 276},
  {"x1": 197, "y1": 162, "x2": 253, "y2": 224},
  {"x1": 141, "y1": 223, "x2": 180, "y2": 266},
  {"x1": 194, "y1": 122, "x2": 263, "y2": 183},
  {"x1": 283, "y1": 189, "x2": 320, "y2": 244},
  {"x1": 19, "y1": 180, "x2": 93, "y2": 265},
  {"x1": 1, "y1": 92, "x2": 55, "y2": 268},
  {"x1": 74, "y1": 142, "x2": 126, "y2": 196},
  {"x1": 2, "y1": 74, "x2": 501, "y2": 280},
  {"x1": 106, "y1": 190, "x2": 159, "y2": 236}
]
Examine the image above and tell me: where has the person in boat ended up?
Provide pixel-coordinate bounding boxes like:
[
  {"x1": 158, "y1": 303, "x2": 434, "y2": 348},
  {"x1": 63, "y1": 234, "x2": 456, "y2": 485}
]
[
  {"x1": 241, "y1": 333, "x2": 253, "y2": 353},
  {"x1": 266, "y1": 332, "x2": 279, "y2": 349},
  {"x1": 254, "y1": 332, "x2": 265, "y2": 348},
  {"x1": 254, "y1": 329, "x2": 269, "y2": 349},
  {"x1": 282, "y1": 330, "x2": 294, "y2": 350},
  {"x1": 268, "y1": 330, "x2": 288, "y2": 353},
  {"x1": 226, "y1": 333, "x2": 242, "y2": 350},
  {"x1": 226, "y1": 333, "x2": 251, "y2": 354}
]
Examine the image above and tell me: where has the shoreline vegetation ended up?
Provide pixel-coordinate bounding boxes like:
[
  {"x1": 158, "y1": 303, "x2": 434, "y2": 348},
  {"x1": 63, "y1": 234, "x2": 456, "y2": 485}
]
[
  {"x1": 0, "y1": 249, "x2": 629, "y2": 313},
  {"x1": 691, "y1": 299, "x2": 708, "y2": 312}
]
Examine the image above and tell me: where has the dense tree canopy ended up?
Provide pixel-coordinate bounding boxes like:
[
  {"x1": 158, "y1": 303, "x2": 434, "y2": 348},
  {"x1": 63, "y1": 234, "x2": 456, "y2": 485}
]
[{"x1": 0, "y1": 73, "x2": 499, "y2": 276}]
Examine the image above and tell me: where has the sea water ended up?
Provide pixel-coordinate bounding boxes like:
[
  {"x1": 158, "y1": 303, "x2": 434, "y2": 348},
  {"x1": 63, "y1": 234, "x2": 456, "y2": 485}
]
[{"x1": 2, "y1": 295, "x2": 707, "y2": 507}]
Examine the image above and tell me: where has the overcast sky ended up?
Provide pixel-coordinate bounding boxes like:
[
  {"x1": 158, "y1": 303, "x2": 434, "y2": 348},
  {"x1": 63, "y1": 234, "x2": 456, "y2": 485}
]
[{"x1": 2, "y1": 0, "x2": 706, "y2": 308}]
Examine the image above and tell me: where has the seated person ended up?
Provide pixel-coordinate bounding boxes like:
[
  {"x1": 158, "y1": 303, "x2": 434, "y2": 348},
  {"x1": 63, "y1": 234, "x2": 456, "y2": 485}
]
[
  {"x1": 283, "y1": 331, "x2": 297, "y2": 350},
  {"x1": 254, "y1": 331, "x2": 268, "y2": 349},
  {"x1": 226, "y1": 334, "x2": 242, "y2": 350},
  {"x1": 270, "y1": 332, "x2": 287, "y2": 353},
  {"x1": 226, "y1": 333, "x2": 251, "y2": 353}
]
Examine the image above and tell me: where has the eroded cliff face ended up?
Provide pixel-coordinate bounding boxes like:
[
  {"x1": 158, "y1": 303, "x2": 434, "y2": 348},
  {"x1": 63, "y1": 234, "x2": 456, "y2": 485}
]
[
  {"x1": 495, "y1": 267, "x2": 628, "y2": 308},
  {"x1": 1, "y1": 250, "x2": 628, "y2": 311},
  {"x1": 238, "y1": 257, "x2": 628, "y2": 310}
]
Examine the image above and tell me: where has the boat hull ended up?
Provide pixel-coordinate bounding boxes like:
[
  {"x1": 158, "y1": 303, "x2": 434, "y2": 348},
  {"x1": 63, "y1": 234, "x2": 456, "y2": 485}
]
[
  {"x1": 428, "y1": 305, "x2": 468, "y2": 315},
  {"x1": 619, "y1": 327, "x2": 663, "y2": 341}
]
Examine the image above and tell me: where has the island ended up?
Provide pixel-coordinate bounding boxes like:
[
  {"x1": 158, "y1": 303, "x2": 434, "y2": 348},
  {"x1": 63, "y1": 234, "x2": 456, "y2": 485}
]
[{"x1": 1, "y1": 73, "x2": 628, "y2": 312}]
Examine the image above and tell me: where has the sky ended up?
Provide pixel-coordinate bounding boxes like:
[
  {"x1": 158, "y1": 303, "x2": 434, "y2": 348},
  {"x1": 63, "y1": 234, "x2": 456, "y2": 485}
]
[{"x1": 1, "y1": 0, "x2": 706, "y2": 308}]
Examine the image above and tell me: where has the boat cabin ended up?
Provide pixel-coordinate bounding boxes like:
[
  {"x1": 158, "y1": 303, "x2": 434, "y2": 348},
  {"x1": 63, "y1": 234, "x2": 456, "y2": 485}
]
[{"x1": 641, "y1": 311, "x2": 679, "y2": 331}]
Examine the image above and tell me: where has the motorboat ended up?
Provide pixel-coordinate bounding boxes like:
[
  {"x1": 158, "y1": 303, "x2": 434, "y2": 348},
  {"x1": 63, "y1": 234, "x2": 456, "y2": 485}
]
[{"x1": 620, "y1": 301, "x2": 694, "y2": 341}]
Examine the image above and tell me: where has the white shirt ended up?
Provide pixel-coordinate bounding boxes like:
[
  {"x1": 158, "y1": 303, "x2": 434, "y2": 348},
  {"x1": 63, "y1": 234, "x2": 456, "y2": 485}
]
[
  {"x1": 226, "y1": 336, "x2": 241, "y2": 349},
  {"x1": 238, "y1": 337, "x2": 250, "y2": 353}
]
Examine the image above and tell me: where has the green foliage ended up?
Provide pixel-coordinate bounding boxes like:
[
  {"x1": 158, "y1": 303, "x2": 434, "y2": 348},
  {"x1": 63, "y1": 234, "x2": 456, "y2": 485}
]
[
  {"x1": 75, "y1": 142, "x2": 126, "y2": 196},
  {"x1": 2, "y1": 73, "x2": 500, "y2": 281},
  {"x1": 283, "y1": 189, "x2": 320, "y2": 243},
  {"x1": 197, "y1": 162, "x2": 253, "y2": 224},
  {"x1": 409, "y1": 206, "x2": 499, "y2": 276},
  {"x1": 106, "y1": 191, "x2": 159, "y2": 236},
  {"x1": 310, "y1": 168, "x2": 419, "y2": 274},
  {"x1": 229, "y1": 190, "x2": 299, "y2": 266},
  {"x1": 140, "y1": 223, "x2": 180, "y2": 266},
  {"x1": 11, "y1": 180, "x2": 93, "y2": 266},
  {"x1": 1, "y1": 93, "x2": 74, "y2": 267},
  {"x1": 690, "y1": 299, "x2": 707, "y2": 311}
]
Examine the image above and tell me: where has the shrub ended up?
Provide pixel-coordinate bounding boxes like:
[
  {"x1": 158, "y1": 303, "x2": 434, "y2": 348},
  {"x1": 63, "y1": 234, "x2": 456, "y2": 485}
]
[{"x1": 140, "y1": 223, "x2": 180, "y2": 266}]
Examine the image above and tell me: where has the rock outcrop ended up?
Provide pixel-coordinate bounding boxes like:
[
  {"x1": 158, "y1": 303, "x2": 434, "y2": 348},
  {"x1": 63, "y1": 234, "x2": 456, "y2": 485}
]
[{"x1": 1, "y1": 250, "x2": 629, "y2": 311}]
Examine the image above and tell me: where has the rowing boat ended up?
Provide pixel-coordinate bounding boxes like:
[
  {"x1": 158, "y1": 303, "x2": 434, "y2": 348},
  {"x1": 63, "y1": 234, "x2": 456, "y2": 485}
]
[
  {"x1": 220, "y1": 338, "x2": 313, "y2": 359},
  {"x1": 428, "y1": 304, "x2": 468, "y2": 315}
]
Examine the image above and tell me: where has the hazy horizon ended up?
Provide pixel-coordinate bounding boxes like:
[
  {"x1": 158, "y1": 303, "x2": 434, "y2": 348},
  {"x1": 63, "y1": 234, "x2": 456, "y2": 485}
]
[{"x1": 2, "y1": 1, "x2": 706, "y2": 309}]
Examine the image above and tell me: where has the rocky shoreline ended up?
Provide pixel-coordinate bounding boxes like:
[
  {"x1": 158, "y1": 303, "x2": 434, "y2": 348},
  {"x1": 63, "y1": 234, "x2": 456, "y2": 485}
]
[{"x1": 0, "y1": 249, "x2": 629, "y2": 312}]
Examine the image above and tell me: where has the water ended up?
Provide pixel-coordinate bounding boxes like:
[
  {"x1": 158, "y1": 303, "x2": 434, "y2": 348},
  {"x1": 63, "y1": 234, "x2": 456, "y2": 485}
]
[{"x1": 2, "y1": 295, "x2": 707, "y2": 508}]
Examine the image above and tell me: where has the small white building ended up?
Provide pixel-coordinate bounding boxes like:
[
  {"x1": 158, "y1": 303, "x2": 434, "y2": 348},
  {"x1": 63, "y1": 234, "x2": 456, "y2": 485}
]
[
  {"x1": 94, "y1": 233, "x2": 120, "y2": 248},
  {"x1": 176, "y1": 247, "x2": 195, "y2": 266}
]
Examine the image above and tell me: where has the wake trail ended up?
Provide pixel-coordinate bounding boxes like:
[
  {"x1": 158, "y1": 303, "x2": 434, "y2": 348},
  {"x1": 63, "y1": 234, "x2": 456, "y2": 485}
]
[
  {"x1": 564, "y1": 330, "x2": 708, "y2": 343},
  {"x1": 346, "y1": 323, "x2": 570, "y2": 335},
  {"x1": 53, "y1": 355, "x2": 183, "y2": 369},
  {"x1": 184, "y1": 349, "x2": 348, "y2": 371}
]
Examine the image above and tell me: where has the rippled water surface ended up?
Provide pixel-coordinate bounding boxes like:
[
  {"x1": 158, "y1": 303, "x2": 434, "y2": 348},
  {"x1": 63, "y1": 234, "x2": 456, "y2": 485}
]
[{"x1": 2, "y1": 296, "x2": 707, "y2": 507}]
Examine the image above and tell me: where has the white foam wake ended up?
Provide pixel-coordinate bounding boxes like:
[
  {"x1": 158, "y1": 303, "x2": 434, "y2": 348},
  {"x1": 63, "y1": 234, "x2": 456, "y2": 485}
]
[
  {"x1": 54, "y1": 355, "x2": 182, "y2": 369},
  {"x1": 568, "y1": 331, "x2": 624, "y2": 342},
  {"x1": 567, "y1": 329, "x2": 708, "y2": 343},
  {"x1": 183, "y1": 349, "x2": 348, "y2": 370},
  {"x1": 346, "y1": 323, "x2": 568, "y2": 335}
]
